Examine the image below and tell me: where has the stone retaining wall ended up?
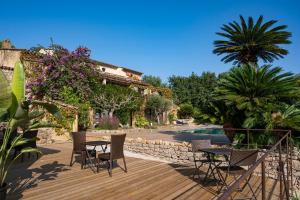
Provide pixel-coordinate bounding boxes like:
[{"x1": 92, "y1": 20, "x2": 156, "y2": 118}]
[{"x1": 124, "y1": 137, "x2": 197, "y2": 163}]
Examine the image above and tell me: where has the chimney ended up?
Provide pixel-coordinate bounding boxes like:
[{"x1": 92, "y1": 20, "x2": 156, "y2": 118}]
[{"x1": 1, "y1": 39, "x2": 12, "y2": 48}]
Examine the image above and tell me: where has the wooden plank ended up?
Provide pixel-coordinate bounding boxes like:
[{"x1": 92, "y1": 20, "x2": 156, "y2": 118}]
[{"x1": 6, "y1": 143, "x2": 282, "y2": 200}]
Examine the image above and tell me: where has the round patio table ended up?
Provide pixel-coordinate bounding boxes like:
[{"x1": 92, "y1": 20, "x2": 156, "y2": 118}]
[
  {"x1": 198, "y1": 148, "x2": 232, "y2": 184},
  {"x1": 85, "y1": 140, "x2": 111, "y2": 152},
  {"x1": 82, "y1": 140, "x2": 111, "y2": 173}
]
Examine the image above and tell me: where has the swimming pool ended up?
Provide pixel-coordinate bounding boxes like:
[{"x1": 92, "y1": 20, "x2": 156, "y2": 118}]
[
  {"x1": 181, "y1": 128, "x2": 224, "y2": 135},
  {"x1": 180, "y1": 128, "x2": 230, "y2": 145}
]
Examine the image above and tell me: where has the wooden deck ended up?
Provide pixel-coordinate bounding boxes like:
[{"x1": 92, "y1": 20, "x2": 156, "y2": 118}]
[{"x1": 6, "y1": 143, "x2": 281, "y2": 200}]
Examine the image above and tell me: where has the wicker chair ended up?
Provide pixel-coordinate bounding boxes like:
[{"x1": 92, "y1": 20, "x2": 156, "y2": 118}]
[
  {"x1": 14, "y1": 130, "x2": 39, "y2": 162},
  {"x1": 97, "y1": 134, "x2": 127, "y2": 177},
  {"x1": 191, "y1": 139, "x2": 222, "y2": 181},
  {"x1": 70, "y1": 132, "x2": 96, "y2": 169},
  {"x1": 216, "y1": 149, "x2": 259, "y2": 198}
]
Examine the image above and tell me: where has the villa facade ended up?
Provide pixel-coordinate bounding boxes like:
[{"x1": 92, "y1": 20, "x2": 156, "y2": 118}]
[{"x1": 0, "y1": 41, "x2": 148, "y2": 91}]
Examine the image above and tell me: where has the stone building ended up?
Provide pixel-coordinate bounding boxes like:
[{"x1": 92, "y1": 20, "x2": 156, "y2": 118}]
[
  {"x1": 0, "y1": 43, "x2": 174, "y2": 127},
  {"x1": 0, "y1": 43, "x2": 155, "y2": 126}
]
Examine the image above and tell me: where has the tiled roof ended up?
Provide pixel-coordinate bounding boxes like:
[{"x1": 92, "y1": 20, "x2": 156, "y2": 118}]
[
  {"x1": 91, "y1": 59, "x2": 143, "y2": 75},
  {"x1": 101, "y1": 72, "x2": 149, "y2": 86}
]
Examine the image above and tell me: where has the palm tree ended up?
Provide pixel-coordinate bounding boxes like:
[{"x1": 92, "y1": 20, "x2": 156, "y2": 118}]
[
  {"x1": 217, "y1": 63, "x2": 299, "y2": 128},
  {"x1": 213, "y1": 15, "x2": 291, "y2": 65}
]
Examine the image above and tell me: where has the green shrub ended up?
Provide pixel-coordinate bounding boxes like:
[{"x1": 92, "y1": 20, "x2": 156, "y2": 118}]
[
  {"x1": 233, "y1": 133, "x2": 246, "y2": 149},
  {"x1": 192, "y1": 109, "x2": 205, "y2": 124},
  {"x1": 178, "y1": 103, "x2": 194, "y2": 119},
  {"x1": 135, "y1": 116, "x2": 149, "y2": 128},
  {"x1": 115, "y1": 109, "x2": 130, "y2": 125},
  {"x1": 58, "y1": 86, "x2": 90, "y2": 130},
  {"x1": 168, "y1": 113, "x2": 177, "y2": 122}
]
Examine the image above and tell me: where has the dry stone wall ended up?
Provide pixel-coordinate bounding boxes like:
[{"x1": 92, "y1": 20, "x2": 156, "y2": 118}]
[{"x1": 124, "y1": 137, "x2": 197, "y2": 163}]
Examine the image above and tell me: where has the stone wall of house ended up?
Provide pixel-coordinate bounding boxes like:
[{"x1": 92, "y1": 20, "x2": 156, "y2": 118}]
[
  {"x1": 0, "y1": 49, "x2": 22, "y2": 67},
  {"x1": 0, "y1": 67, "x2": 13, "y2": 83},
  {"x1": 0, "y1": 49, "x2": 22, "y2": 82}
]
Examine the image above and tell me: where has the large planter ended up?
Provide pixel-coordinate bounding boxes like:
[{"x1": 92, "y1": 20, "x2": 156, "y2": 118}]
[
  {"x1": 0, "y1": 183, "x2": 7, "y2": 200},
  {"x1": 223, "y1": 123, "x2": 236, "y2": 143}
]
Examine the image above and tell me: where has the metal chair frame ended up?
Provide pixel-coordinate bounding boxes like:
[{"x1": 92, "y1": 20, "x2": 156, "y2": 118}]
[
  {"x1": 215, "y1": 149, "x2": 259, "y2": 199},
  {"x1": 192, "y1": 140, "x2": 222, "y2": 182}
]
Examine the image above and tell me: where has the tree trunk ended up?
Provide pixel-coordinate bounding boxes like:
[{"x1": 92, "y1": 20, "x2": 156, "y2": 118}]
[
  {"x1": 109, "y1": 110, "x2": 114, "y2": 118},
  {"x1": 155, "y1": 111, "x2": 160, "y2": 124}
]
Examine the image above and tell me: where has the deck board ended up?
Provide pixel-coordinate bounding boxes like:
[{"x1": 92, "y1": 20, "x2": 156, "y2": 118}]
[{"x1": 6, "y1": 142, "x2": 280, "y2": 200}]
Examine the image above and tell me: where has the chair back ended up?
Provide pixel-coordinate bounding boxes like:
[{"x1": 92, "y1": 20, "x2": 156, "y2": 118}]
[
  {"x1": 23, "y1": 130, "x2": 38, "y2": 148},
  {"x1": 191, "y1": 140, "x2": 211, "y2": 152},
  {"x1": 110, "y1": 134, "x2": 126, "y2": 160},
  {"x1": 229, "y1": 149, "x2": 258, "y2": 167},
  {"x1": 71, "y1": 132, "x2": 86, "y2": 153}
]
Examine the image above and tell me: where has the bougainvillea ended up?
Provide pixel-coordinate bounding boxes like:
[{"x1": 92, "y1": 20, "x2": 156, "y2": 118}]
[
  {"x1": 22, "y1": 44, "x2": 102, "y2": 101},
  {"x1": 21, "y1": 44, "x2": 103, "y2": 129}
]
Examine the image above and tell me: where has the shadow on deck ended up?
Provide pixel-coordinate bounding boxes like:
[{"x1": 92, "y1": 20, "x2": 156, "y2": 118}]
[{"x1": 6, "y1": 143, "x2": 279, "y2": 200}]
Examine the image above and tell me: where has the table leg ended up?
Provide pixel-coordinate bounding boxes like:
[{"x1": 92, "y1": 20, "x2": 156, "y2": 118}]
[{"x1": 85, "y1": 148, "x2": 96, "y2": 173}]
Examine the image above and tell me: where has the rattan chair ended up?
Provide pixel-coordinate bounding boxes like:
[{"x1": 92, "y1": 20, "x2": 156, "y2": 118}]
[
  {"x1": 70, "y1": 132, "x2": 96, "y2": 169},
  {"x1": 191, "y1": 139, "x2": 222, "y2": 181},
  {"x1": 97, "y1": 134, "x2": 127, "y2": 177},
  {"x1": 216, "y1": 149, "x2": 259, "y2": 198}
]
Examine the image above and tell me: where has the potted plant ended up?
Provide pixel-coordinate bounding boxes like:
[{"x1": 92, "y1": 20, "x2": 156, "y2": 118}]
[{"x1": 0, "y1": 62, "x2": 61, "y2": 199}]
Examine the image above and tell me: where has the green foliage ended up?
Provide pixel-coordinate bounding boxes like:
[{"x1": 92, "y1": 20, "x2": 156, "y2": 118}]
[
  {"x1": 248, "y1": 132, "x2": 276, "y2": 148},
  {"x1": 0, "y1": 62, "x2": 60, "y2": 187},
  {"x1": 12, "y1": 61, "x2": 25, "y2": 104},
  {"x1": 58, "y1": 86, "x2": 90, "y2": 129},
  {"x1": 216, "y1": 63, "x2": 299, "y2": 129},
  {"x1": 233, "y1": 133, "x2": 246, "y2": 149},
  {"x1": 115, "y1": 109, "x2": 131, "y2": 125},
  {"x1": 168, "y1": 72, "x2": 217, "y2": 113},
  {"x1": 142, "y1": 75, "x2": 163, "y2": 87},
  {"x1": 92, "y1": 84, "x2": 143, "y2": 117},
  {"x1": 193, "y1": 100, "x2": 243, "y2": 127},
  {"x1": 23, "y1": 44, "x2": 103, "y2": 129},
  {"x1": 168, "y1": 112, "x2": 177, "y2": 122},
  {"x1": 145, "y1": 94, "x2": 172, "y2": 124},
  {"x1": 178, "y1": 103, "x2": 194, "y2": 119},
  {"x1": 0, "y1": 71, "x2": 11, "y2": 118},
  {"x1": 213, "y1": 15, "x2": 291, "y2": 64},
  {"x1": 261, "y1": 105, "x2": 300, "y2": 131},
  {"x1": 290, "y1": 137, "x2": 300, "y2": 150},
  {"x1": 135, "y1": 116, "x2": 149, "y2": 128}
]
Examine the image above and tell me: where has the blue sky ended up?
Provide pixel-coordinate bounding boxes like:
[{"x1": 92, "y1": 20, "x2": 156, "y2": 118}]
[{"x1": 1, "y1": 0, "x2": 300, "y2": 82}]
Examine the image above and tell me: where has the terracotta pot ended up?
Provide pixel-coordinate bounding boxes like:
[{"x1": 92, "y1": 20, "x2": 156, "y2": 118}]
[{"x1": 0, "y1": 183, "x2": 7, "y2": 200}]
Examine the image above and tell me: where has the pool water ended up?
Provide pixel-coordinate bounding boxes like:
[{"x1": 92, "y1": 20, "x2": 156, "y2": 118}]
[
  {"x1": 181, "y1": 128, "x2": 224, "y2": 135},
  {"x1": 180, "y1": 128, "x2": 229, "y2": 145}
]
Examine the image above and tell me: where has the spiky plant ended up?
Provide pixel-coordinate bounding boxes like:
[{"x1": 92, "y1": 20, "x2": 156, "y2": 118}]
[{"x1": 213, "y1": 15, "x2": 291, "y2": 64}]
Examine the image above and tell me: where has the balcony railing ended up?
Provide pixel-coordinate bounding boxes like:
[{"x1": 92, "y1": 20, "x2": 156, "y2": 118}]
[{"x1": 216, "y1": 128, "x2": 293, "y2": 200}]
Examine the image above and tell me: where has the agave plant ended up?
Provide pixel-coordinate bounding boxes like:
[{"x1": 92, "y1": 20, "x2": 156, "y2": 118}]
[
  {"x1": 0, "y1": 61, "x2": 61, "y2": 189},
  {"x1": 213, "y1": 15, "x2": 291, "y2": 64}
]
